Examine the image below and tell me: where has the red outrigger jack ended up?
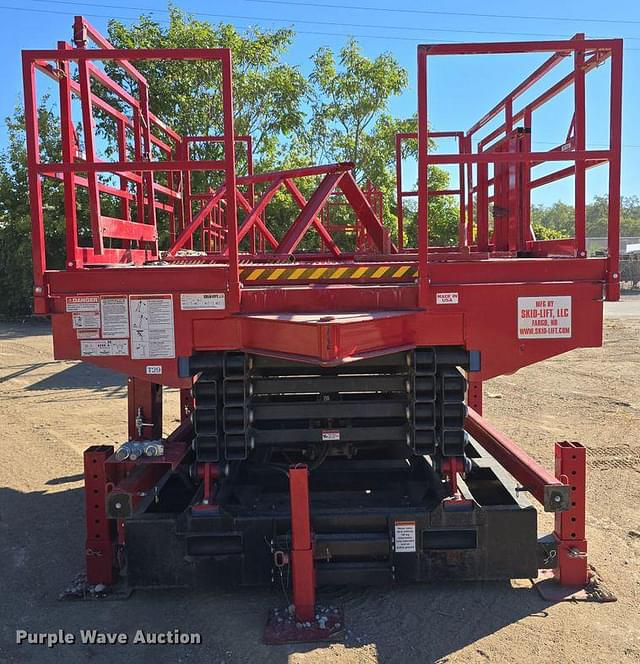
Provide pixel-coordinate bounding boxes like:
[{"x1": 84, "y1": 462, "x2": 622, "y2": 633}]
[{"x1": 24, "y1": 18, "x2": 618, "y2": 641}]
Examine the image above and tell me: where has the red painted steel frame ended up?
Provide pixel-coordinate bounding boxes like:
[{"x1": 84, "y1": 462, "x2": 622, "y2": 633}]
[
  {"x1": 289, "y1": 465, "x2": 315, "y2": 622},
  {"x1": 23, "y1": 19, "x2": 241, "y2": 312},
  {"x1": 395, "y1": 131, "x2": 466, "y2": 251},
  {"x1": 22, "y1": 24, "x2": 612, "y2": 600},
  {"x1": 84, "y1": 445, "x2": 117, "y2": 585},
  {"x1": 415, "y1": 36, "x2": 623, "y2": 306},
  {"x1": 553, "y1": 442, "x2": 587, "y2": 585},
  {"x1": 466, "y1": 410, "x2": 589, "y2": 586},
  {"x1": 466, "y1": 408, "x2": 564, "y2": 507},
  {"x1": 23, "y1": 23, "x2": 621, "y2": 393}
]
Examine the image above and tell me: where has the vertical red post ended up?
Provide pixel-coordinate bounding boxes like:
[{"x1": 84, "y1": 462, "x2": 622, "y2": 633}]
[
  {"x1": 289, "y1": 465, "x2": 315, "y2": 622},
  {"x1": 553, "y1": 441, "x2": 588, "y2": 586},
  {"x1": 457, "y1": 134, "x2": 467, "y2": 248},
  {"x1": 180, "y1": 385, "x2": 194, "y2": 421},
  {"x1": 467, "y1": 376, "x2": 483, "y2": 415},
  {"x1": 127, "y1": 377, "x2": 163, "y2": 441},
  {"x1": 133, "y1": 110, "x2": 145, "y2": 226},
  {"x1": 57, "y1": 42, "x2": 79, "y2": 270},
  {"x1": 174, "y1": 140, "x2": 185, "y2": 240},
  {"x1": 21, "y1": 56, "x2": 48, "y2": 313},
  {"x1": 116, "y1": 119, "x2": 130, "y2": 224},
  {"x1": 465, "y1": 135, "x2": 474, "y2": 247},
  {"x1": 574, "y1": 41, "x2": 587, "y2": 258},
  {"x1": 476, "y1": 148, "x2": 489, "y2": 252},
  {"x1": 221, "y1": 51, "x2": 241, "y2": 312},
  {"x1": 77, "y1": 58, "x2": 104, "y2": 254},
  {"x1": 607, "y1": 40, "x2": 623, "y2": 302},
  {"x1": 181, "y1": 140, "x2": 193, "y2": 247},
  {"x1": 522, "y1": 108, "x2": 533, "y2": 246},
  {"x1": 395, "y1": 133, "x2": 404, "y2": 251},
  {"x1": 139, "y1": 82, "x2": 158, "y2": 257},
  {"x1": 416, "y1": 47, "x2": 429, "y2": 307},
  {"x1": 84, "y1": 445, "x2": 117, "y2": 585}
]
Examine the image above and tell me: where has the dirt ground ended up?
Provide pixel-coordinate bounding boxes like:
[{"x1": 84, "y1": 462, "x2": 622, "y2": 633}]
[{"x1": 0, "y1": 297, "x2": 639, "y2": 664}]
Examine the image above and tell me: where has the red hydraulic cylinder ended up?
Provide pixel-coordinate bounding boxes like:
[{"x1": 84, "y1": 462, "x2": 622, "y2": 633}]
[{"x1": 289, "y1": 465, "x2": 315, "y2": 622}]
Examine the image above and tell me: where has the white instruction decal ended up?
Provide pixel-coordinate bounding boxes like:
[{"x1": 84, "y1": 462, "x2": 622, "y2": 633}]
[
  {"x1": 80, "y1": 339, "x2": 128, "y2": 357},
  {"x1": 129, "y1": 295, "x2": 175, "y2": 359},
  {"x1": 436, "y1": 292, "x2": 459, "y2": 305},
  {"x1": 76, "y1": 329, "x2": 100, "y2": 340},
  {"x1": 321, "y1": 430, "x2": 340, "y2": 442},
  {"x1": 518, "y1": 296, "x2": 572, "y2": 339},
  {"x1": 180, "y1": 293, "x2": 226, "y2": 310},
  {"x1": 72, "y1": 311, "x2": 100, "y2": 329},
  {"x1": 101, "y1": 296, "x2": 130, "y2": 338},
  {"x1": 394, "y1": 521, "x2": 416, "y2": 553},
  {"x1": 66, "y1": 296, "x2": 99, "y2": 312}
]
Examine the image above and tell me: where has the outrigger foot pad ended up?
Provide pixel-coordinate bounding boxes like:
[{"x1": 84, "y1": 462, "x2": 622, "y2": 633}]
[
  {"x1": 59, "y1": 572, "x2": 132, "y2": 601},
  {"x1": 263, "y1": 604, "x2": 344, "y2": 645},
  {"x1": 532, "y1": 566, "x2": 617, "y2": 602}
]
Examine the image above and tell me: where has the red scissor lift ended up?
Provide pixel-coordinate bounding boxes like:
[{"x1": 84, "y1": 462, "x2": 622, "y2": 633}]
[{"x1": 23, "y1": 19, "x2": 620, "y2": 640}]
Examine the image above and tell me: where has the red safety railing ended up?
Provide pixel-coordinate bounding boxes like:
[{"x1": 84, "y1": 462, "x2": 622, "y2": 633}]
[
  {"x1": 23, "y1": 16, "x2": 241, "y2": 310},
  {"x1": 395, "y1": 131, "x2": 467, "y2": 251},
  {"x1": 22, "y1": 19, "x2": 622, "y2": 316},
  {"x1": 23, "y1": 16, "x2": 395, "y2": 314},
  {"x1": 414, "y1": 35, "x2": 623, "y2": 306}
]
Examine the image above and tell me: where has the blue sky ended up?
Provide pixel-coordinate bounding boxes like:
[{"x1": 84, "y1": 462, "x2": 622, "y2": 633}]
[{"x1": 1, "y1": 0, "x2": 638, "y2": 206}]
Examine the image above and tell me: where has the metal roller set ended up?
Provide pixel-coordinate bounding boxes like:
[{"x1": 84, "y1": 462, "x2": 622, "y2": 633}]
[{"x1": 23, "y1": 17, "x2": 621, "y2": 643}]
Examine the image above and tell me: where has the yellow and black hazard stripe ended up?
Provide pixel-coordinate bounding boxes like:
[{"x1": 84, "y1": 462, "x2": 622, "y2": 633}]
[{"x1": 240, "y1": 264, "x2": 419, "y2": 284}]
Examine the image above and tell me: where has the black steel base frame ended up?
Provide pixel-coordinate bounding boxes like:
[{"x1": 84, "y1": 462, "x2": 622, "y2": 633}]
[{"x1": 123, "y1": 439, "x2": 538, "y2": 589}]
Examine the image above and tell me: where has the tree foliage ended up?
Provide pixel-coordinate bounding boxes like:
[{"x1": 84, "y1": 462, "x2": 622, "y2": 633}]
[
  {"x1": 531, "y1": 196, "x2": 640, "y2": 242},
  {"x1": 107, "y1": 8, "x2": 306, "y2": 169}
]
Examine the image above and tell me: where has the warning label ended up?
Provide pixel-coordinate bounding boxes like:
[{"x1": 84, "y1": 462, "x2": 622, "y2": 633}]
[
  {"x1": 394, "y1": 521, "x2": 416, "y2": 553},
  {"x1": 66, "y1": 296, "x2": 99, "y2": 312},
  {"x1": 180, "y1": 293, "x2": 226, "y2": 310},
  {"x1": 321, "y1": 430, "x2": 340, "y2": 442},
  {"x1": 518, "y1": 296, "x2": 572, "y2": 339},
  {"x1": 101, "y1": 296, "x2": 129, "y2": 338},
  {"x1": 129, "y1": 295, "x2": 175, "y2": 360},
  {"x1": 76, "y1": 329, "x2": 100, "y2": 340},
  {"x1": 80, "y1": 339, "x2": 128, "y2": 357},
  {"x1": 72, "y1": 311, "x2": 100, "y2": 329}
]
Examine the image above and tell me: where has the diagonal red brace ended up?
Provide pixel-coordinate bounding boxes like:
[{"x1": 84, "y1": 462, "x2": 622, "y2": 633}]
[{"x1": 289, "y1": 465, "x2": 315, "y2": 622}]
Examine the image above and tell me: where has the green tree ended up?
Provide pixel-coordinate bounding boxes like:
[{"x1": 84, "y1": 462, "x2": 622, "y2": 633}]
[{"x1": 106, "y1": 8, "x2": 306, "y2": 170}]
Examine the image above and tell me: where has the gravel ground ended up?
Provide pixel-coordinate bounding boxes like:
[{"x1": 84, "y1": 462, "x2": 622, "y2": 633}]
[{"x1": 0, "y1": 296, "x2": 638, "y2": 663}]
